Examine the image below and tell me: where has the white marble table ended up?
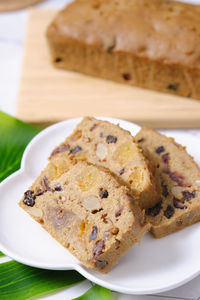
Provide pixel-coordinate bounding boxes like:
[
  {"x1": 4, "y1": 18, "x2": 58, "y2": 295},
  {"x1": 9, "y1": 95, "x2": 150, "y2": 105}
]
[{"x1": 0, "y1": 1, "x2": 200, "y2": 299}]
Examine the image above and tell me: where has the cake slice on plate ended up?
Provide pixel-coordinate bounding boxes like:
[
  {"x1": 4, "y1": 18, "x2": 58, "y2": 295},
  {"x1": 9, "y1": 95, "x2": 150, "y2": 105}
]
[
  {"x1": 19, "y1": 161, "x2": 150, "y2": 273},
  {"x1": 135, "y1": 128, "x2": 200, "y2": 238},
  {"x1": 49, "y1": 117, "x2": 160, "y2": 209}
]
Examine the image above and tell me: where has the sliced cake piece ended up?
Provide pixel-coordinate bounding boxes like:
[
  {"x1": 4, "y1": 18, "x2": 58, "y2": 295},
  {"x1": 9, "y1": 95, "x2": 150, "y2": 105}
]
[
  {"x1": 19, "y1": 161, "x2": 150, "y2": 273},
  {"x1": 135, "y1": 128, "x2": 200, "y2": 238},
  {"x1": 48, "y1": 117, "x2": 160, "y2": 209}
]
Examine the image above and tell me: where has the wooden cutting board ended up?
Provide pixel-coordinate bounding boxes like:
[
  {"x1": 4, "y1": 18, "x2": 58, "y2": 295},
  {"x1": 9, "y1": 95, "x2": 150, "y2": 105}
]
[{"x1": 17, "y1": 9, "x2": 200, "y2": 128}]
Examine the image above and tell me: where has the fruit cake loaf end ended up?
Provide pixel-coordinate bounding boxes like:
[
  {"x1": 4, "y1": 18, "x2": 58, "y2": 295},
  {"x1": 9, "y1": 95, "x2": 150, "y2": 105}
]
[
  {"x1": 19, "y1": 161, "x2": 150, "y2": 273},
  {"x1": 46, "y1": 0, "x2": 200, "y2": 100},
  {"x1": 48, "y1": 117, "x2": 160, "y2": 209},
  {"x1": 135, "y1": 128, "x2": 200, "y2": 238}
]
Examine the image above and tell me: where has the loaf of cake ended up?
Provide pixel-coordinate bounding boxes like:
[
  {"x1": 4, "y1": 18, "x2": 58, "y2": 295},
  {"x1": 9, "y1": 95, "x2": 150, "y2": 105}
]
[
  {"x1": 48, "y1": 117, "x2": 160, "y2": 209},
  {"x1": 19, "y1": 161, "x2": 150, "y2": 273},
  {"x1": 46, "y1": 0, "x2": 200, "y2": 100},
  {"x1": 135, "y1": 128, "x2": 200, "y2": 238}
]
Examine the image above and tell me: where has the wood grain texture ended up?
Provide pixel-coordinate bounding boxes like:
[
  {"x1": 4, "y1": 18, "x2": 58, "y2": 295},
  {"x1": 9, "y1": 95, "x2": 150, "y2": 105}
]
[
  {"x1": 0, "y1": 0, "x2": 44, "y2": 12},
  {"x1": 17, "y1": 9, "x2": 200, "y2": 128}
]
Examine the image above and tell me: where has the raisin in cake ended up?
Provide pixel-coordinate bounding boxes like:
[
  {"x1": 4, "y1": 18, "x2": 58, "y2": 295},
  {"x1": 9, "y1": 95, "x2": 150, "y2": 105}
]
[
  {"x1": 46, "y1": 0, "x2": 200, "y2": 100},
  {"x1": 19, "y1": 161, "x2": 150, "y2": 273},
  {"x1": 48, "y1": 117, "x2": 160, "y2": 209},
  {"x1": 135, "y1": 128, "x2": 200, "y2": 238}
]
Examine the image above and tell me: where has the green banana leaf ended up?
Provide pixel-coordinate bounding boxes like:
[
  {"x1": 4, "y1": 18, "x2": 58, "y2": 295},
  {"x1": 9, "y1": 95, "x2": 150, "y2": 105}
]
[
  {"x1": 0, "y1": 112, "x2": 39, "y2": 257},
  {"x1": 0, "y1": 111, "x2": 40, "y2": 182},
  {"x1": 73, "y1": 284, "x2": 111, "y2": 300},
  {"x1": 0, "y1": 261, "x2": 84, "y2": 300}
]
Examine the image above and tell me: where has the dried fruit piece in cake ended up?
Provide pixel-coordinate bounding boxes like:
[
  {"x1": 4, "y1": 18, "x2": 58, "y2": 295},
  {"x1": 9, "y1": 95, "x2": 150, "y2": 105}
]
[
  {"x1": 19, "y1": 161, "x2": 150, "y2": 273},
  {"x1": 135, "y1": 128, "x2": 200, "y2": 238},
  {"x1": 49, "y1": 117, "x2": 160, "y2": 209}
]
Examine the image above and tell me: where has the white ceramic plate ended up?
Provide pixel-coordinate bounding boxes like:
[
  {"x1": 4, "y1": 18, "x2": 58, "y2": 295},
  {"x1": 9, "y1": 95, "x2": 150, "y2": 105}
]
[{"x1": 0, "y1": 117, "x2": 200, "y2": 295}]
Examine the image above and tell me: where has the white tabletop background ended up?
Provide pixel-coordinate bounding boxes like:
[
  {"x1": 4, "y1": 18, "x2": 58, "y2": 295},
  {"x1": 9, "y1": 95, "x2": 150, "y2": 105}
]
[{"x1": 0, "y1": 0, "x2": 200, "y2": 299}]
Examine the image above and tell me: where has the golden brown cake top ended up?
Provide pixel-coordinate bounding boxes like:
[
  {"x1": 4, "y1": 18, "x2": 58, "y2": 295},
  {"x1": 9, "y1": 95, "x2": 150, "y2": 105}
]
[{"x1": 48, "y1": 0, "x2": 200, "y2": 68}]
